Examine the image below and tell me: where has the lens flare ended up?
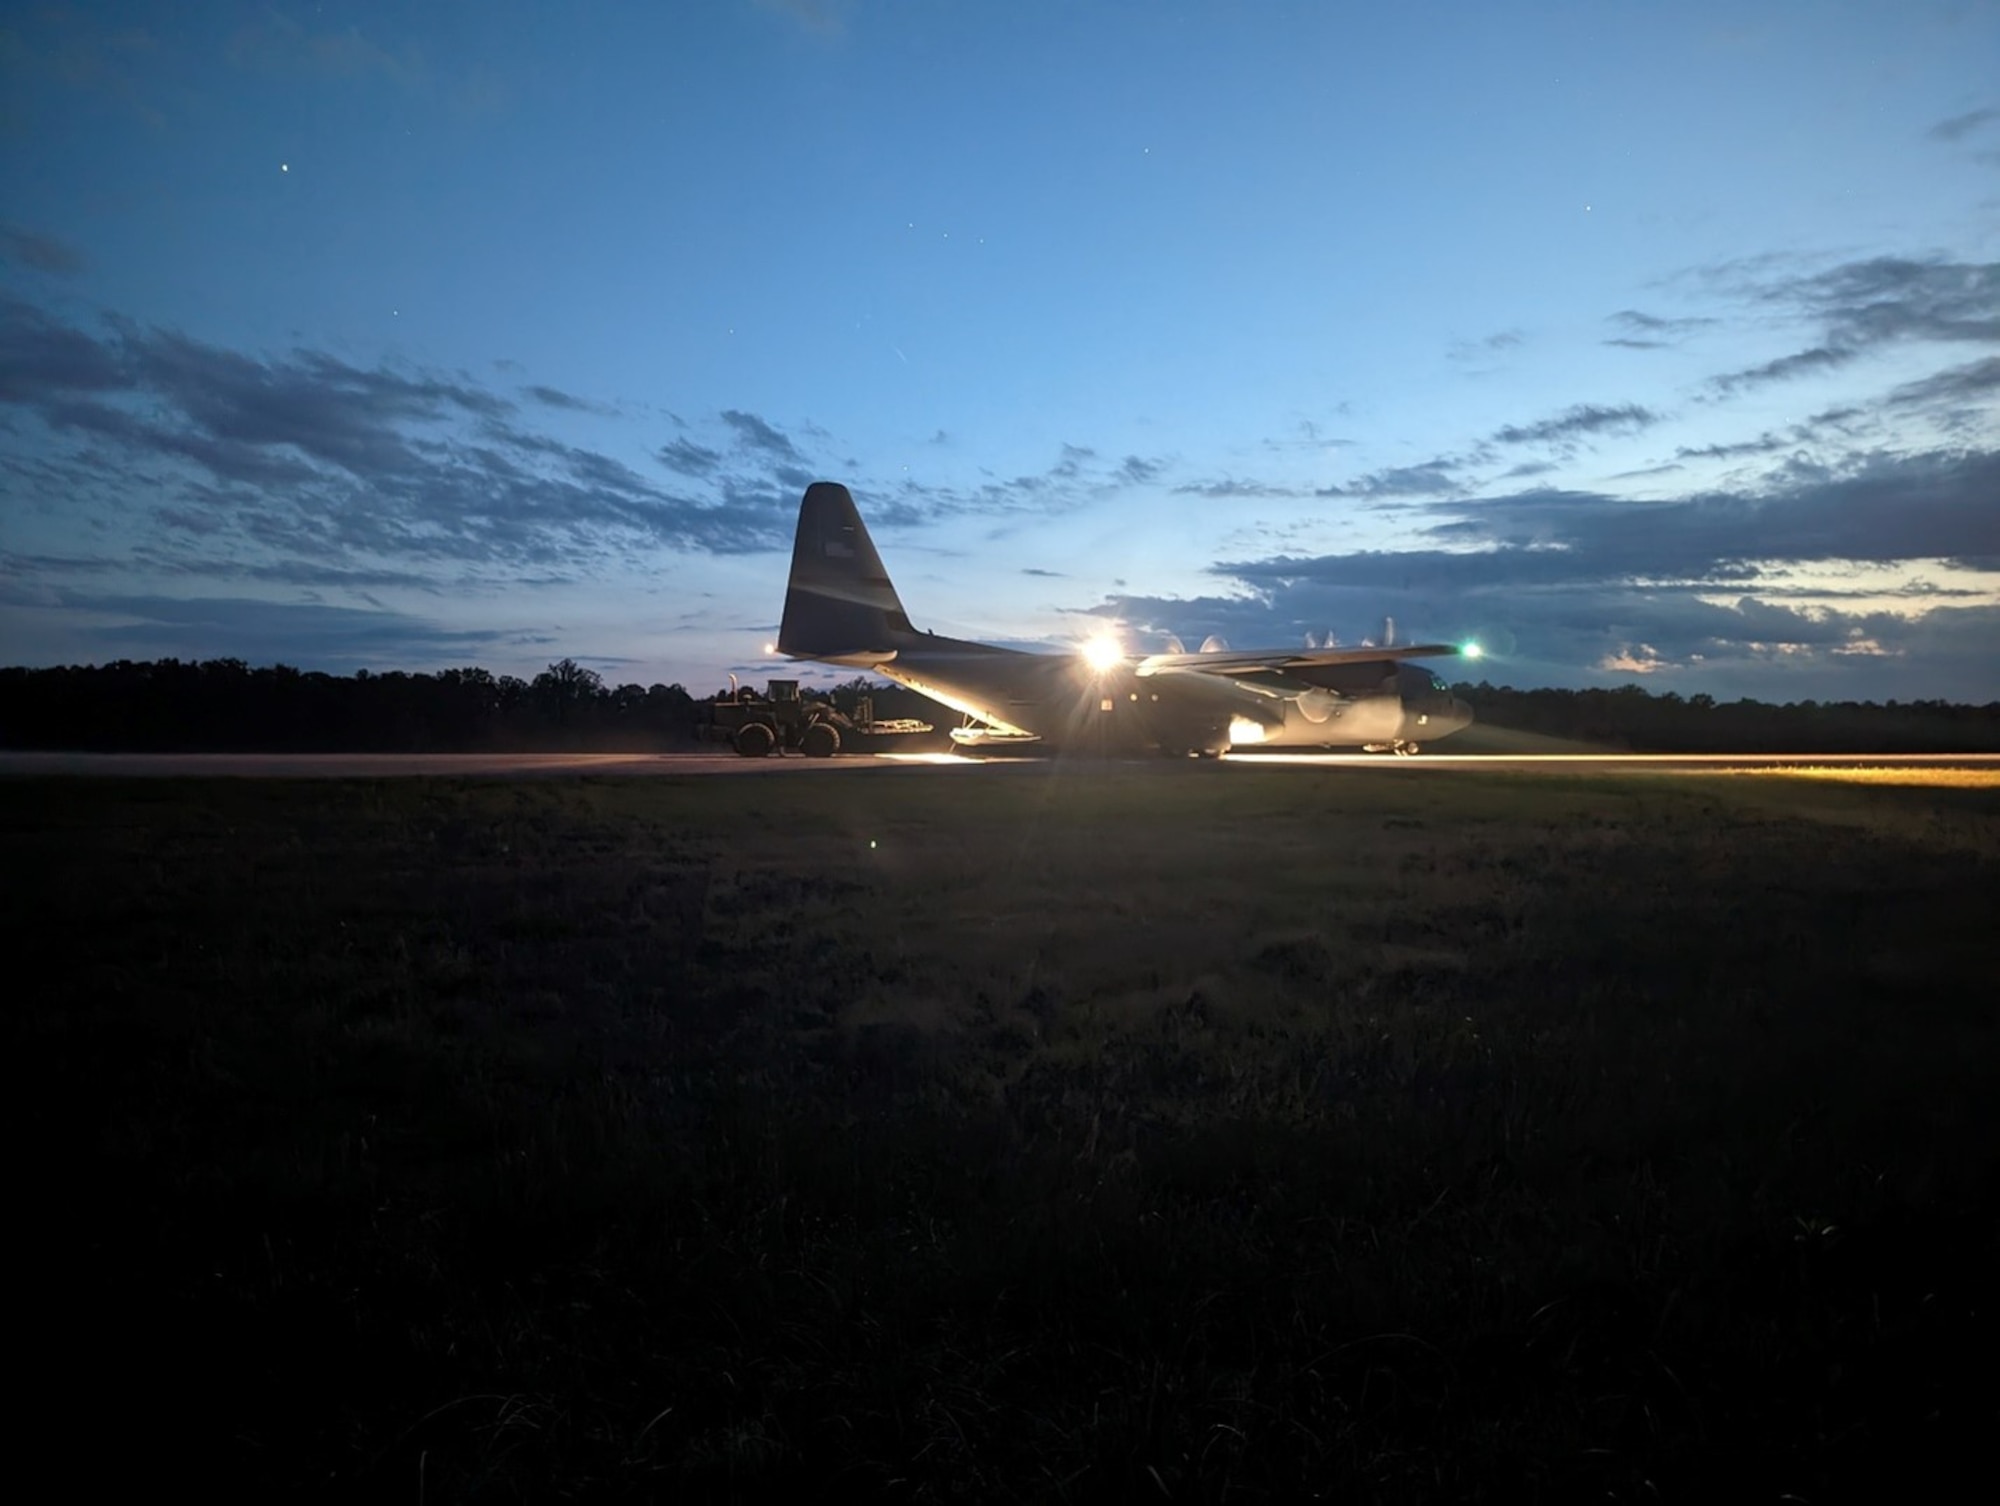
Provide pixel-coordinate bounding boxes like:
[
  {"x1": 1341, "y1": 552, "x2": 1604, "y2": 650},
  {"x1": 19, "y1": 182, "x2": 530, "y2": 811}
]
[{"x1": 1080, "y1": 635, "x2": 1124, "y2": 673}]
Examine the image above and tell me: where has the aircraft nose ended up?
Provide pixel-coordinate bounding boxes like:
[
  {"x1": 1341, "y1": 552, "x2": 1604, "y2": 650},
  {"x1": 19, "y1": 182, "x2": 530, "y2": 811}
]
[{"x1": 1451, "y1": 696, "x2": 1474, "y2": 729}]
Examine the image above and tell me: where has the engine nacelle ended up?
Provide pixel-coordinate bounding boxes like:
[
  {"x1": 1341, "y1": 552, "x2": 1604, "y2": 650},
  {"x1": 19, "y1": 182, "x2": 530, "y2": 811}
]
[{"x1": 1294, "y1": 687, "x2": 1339, "y2": 724}]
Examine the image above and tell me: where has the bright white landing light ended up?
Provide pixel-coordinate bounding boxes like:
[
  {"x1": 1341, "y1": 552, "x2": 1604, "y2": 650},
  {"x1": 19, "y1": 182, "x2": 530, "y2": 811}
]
[
  {"x1": 1080, "y1": 635, "x2": 1124, "y2": 672},
  {"x1": 1228, "y1": 716, "x2": 1267, "y2": 745}
]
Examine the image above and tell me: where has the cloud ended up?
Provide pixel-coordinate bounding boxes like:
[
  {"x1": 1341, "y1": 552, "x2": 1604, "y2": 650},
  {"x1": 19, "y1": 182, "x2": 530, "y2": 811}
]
[
  {"x1": 1887, "y1": 354, "x2": 2000, "y2": 410},
  {"x1": 657, "y1": 437, "x2": 723, "y2": 476},
  {"x1": 1318, "y1": 457, "x2": 1471, "y2": 499},
  {"x1": 1606, "y1": 309, "x2": 1719, "y2": 346},
  {"x1": 1448, "y1": 328, "x2": 1525, "y2": 361},
  {"x1": 1093, "y1": 570, "x2": 2000, "y2": 702},
  {"x1": 1711, "y1": 345, "x2": 1858, "y2": 394},
  {"x1": 720, "y1": 408, "x2": 805, "y2": 461},
  {"x1": 1706, "y1": 254, "x2": 2000, "y2": 394},
  {"x1": 1193, "y1": 449, "x2": 2000, "y2": 678},
  {"x1": 24, "y1": 589, "x2": 516, "y2": 669},
  {"x1": 1787, "y1": 257, "x2": 2000, "y2": 344},
  {"x1": 0, "y1": 223, "x2": 85, "y2": 275},
  {"x1": 523, "y1": 384, "x2": 611, "y2": 414},
  {"x1": 0, "y1": 296, "x2": 813, "y2": 583},
  {"x1": 1129, "y1": 446, "x2": 1999, "y2": 692},
  {"x1": 1928, "y1": 107, "x2": 1999, "y2": 143},
  {"x1": 1053, "y1": 443, "x2": 1095, "y2": 478},
  {"x1": 876, "y1": 444, "x2": 1170, "y2": 525},
  {"x1": 0, "y1": 297, "x2": 128, "y2": 397},
  {"x1": 1172, "y1": 476, "x2": 1312, "y2": 499},
  {"x1": 1491, "y1": 403, "x2": 1658, "y2": 446},
  {"x1": 1676, "y1": 434, "x2": 1790, "y2": 462},
  {"x1": 1601, "y1": 643, "x2": 1671, "y2": 674}
]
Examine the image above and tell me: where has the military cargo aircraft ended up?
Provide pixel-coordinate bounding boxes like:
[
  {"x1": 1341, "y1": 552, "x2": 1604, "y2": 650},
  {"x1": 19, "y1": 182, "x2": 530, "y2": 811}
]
[{"x1": 776, "y1": 482, "x2": 1474, "y2": 756}]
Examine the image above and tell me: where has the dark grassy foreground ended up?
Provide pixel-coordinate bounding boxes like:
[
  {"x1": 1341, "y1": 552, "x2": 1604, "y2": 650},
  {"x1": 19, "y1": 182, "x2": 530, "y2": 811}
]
[{"x1": 8, "y1": 767, "x2": 1997, "y2": 1501}]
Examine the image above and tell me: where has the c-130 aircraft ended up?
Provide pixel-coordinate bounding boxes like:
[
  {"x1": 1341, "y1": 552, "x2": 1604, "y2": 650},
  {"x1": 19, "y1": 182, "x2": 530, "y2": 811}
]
[{"x1": 776, "y1": 482, "x2": 1474, "y2": 757}]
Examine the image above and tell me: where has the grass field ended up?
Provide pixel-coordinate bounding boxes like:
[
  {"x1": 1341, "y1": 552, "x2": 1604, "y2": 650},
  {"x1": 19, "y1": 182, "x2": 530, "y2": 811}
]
[{"x1": 9, "y1": 765, "x2": 1998, "y2": 1501}]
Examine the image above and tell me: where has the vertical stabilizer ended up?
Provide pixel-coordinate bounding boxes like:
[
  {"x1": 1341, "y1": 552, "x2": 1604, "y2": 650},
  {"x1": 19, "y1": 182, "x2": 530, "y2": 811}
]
[{"x1": 777, "y1": 483, "x2": 916, "y2": 659}]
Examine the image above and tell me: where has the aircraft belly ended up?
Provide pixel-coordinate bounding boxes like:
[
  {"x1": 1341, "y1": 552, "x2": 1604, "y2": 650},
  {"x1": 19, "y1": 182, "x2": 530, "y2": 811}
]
[
  {"x1": 877, "y1": 649, "x2": 1439, "y2": 756},
  {"x1": 1265, "y1": 695, "x2": 1404, "y2": 747}
]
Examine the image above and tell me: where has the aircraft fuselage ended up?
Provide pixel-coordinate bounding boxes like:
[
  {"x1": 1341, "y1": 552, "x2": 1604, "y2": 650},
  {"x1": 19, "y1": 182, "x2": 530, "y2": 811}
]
[
  {"x1": 774, "y1": 481, "x2": 1474, "y2": 756},
  {"x1": 867, "y1": 636, "x2": 1472, "y2": 756}
]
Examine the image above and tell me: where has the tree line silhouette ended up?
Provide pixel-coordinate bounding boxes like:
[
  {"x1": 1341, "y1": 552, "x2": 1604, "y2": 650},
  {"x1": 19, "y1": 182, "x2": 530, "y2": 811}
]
[
  {"x1": 1454, "y1": 681, "x2": 2000, "y2": 753},
  {"x1": 1, "y1": 658, "x2": 1995, "y2": 753}
]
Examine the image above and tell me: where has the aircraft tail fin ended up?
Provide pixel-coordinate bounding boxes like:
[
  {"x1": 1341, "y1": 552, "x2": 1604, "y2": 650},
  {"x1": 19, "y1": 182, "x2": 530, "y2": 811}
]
[{"x1": 777, "y1": 482, "x2": 917, "y2": 660}]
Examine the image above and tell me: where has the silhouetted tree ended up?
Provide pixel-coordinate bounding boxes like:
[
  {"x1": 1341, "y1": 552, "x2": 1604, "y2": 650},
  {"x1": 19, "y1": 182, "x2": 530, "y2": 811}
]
[{"x1": 1, "y1": 660, "x2": 1995, "y2": 753}]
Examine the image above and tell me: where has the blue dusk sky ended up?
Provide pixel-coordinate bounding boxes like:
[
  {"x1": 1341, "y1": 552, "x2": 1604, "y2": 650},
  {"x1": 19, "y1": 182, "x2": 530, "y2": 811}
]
[{"x1": 2, "y1": 0, "x2": 1996, "y2": 700}]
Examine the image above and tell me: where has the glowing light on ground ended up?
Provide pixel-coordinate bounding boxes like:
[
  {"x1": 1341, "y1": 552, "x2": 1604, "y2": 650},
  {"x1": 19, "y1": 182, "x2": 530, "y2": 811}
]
[{"x1": 1716, "y1": 765, "x2": 2000, "y2": 788}]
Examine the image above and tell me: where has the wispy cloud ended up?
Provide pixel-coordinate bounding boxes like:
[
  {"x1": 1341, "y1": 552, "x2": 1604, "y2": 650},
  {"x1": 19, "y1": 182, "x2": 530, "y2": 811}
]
[
  {"x1": 1887, "y1": 354, "x2": 2000, "y2": 409},
  {"x1": 1172, "y1": 476, "x2": 1312, "y2": 500},
  {"x1": 721, "y1": 408, "x2": 805, "y2": 462},
  {"x1": 877, "y1": 443, "x2": 1171, "y2": 526},
  {"x1": 523, "y1": 384, "x2": 612, "y2": 415},
  {"x1": 1317, "y1": 457, "x2": 1472, "y2": 499},
  {"x1": 0, "y1": 223, "x2": 86, "y2": 275},
  {"x1": 1603, "y1": 308, "x2": 1717, "y2": 350},
  {"x1": 1927, "y1": 106, "x2": 1999, "y2": 143},
  {"x1": 1448, "y1": 328, "x2": 1525, "y2": 362},
  {"x1": 1706, "y1": 254, "x2": 2000, "y2": 393},
  {"x1": 1491, "y1": 403, "x2": 1657, "y2": 446},
  {"x1": 657, "y1": 437, "x2": 723, "y2": 476}
]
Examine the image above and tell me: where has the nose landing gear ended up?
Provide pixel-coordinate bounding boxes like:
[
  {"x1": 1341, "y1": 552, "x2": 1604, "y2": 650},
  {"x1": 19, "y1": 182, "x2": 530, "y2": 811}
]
[{"x1": 1362, "y1": 740, "x2": 1422, "y2": 756}]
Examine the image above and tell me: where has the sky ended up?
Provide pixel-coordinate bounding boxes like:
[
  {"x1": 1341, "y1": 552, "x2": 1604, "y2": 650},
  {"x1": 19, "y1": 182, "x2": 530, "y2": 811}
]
[{"x1": 2, "y1": 0, "x2": 1996, "y2": 703}]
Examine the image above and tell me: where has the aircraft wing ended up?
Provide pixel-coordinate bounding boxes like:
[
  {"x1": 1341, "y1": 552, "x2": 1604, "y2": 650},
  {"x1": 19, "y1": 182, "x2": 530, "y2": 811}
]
[{"x1": 1132, "y1": 643, "x2": 1463, "y2": 679}]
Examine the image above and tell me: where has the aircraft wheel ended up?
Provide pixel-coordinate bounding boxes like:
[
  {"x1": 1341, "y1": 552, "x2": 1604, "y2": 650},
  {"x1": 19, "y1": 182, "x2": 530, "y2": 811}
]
[
  {"x1": 1405, "y1": 743, "x2": 1420, "y2": 755},
  {"x1": 734, "y1": 722, "x2": 775, "y2": 758},
  {"x1": 801, "y1": 722, "x2": 840, "y2": 758}
]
